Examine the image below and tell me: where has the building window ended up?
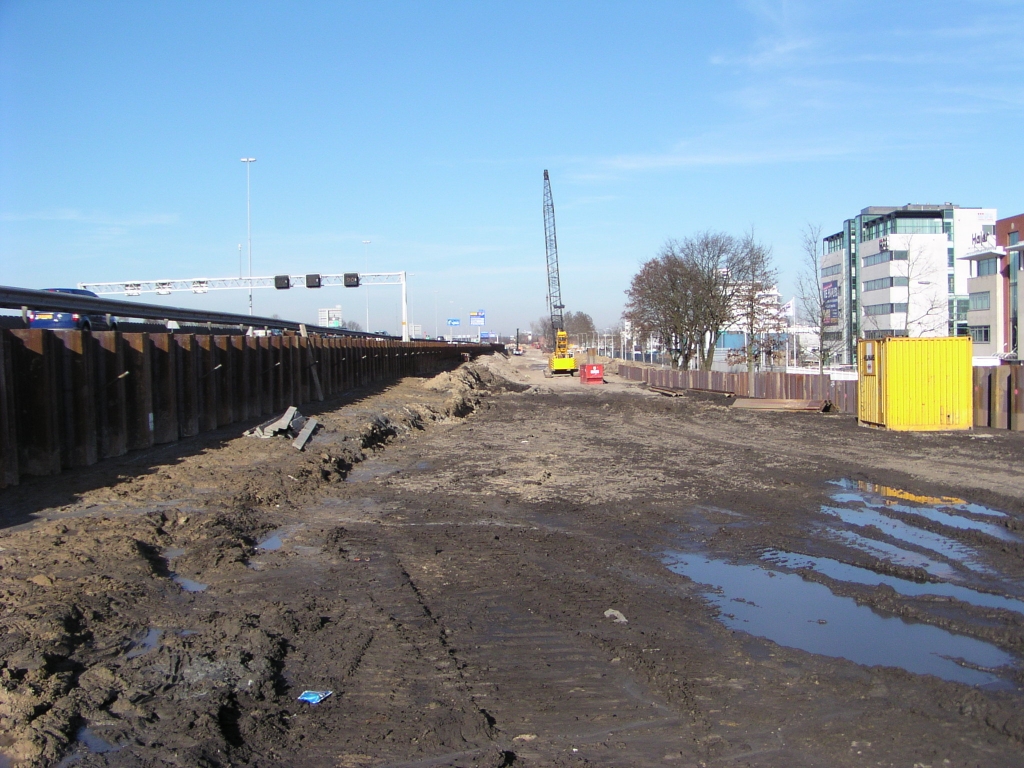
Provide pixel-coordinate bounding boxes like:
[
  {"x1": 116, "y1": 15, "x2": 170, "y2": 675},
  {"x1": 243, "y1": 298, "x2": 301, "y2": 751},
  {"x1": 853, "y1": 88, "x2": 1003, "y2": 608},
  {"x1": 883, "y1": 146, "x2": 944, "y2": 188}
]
[
  {"x1": 977, "y1": 258, "x2": 999, "y2": 277},
  {"x1": 864, "y1": 302, "x2": 908, "y2": 316},
  {"x1": 969, "y1": 291, "x2": 991, "y2": 311},
  {"x1": 820, "y1": 264, "x2": 843, "y2": 277},
  {"x1": 863, "y1": 276, "x2": 909, "y2": 292},
  {"x1": 863, "y1": 250, "x2": 909, "y2": 268},
  {"x1": 969, "y1": 326, "x2": 991, "y2": 343},
  {"x1": 948, "y1": 247, "x2": 955, "y2": 267},
  {"x1": 948, "y1": 274, "x2": 955, "y2": 293},
  {"x1": 1009, "y1": 231, "x2": 1020, "y2": 246}
]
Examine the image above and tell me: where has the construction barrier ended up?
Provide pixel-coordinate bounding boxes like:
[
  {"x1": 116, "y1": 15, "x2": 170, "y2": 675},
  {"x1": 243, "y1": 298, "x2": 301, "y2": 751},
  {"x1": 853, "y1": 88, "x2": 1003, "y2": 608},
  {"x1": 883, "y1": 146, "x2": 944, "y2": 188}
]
[
  {"x1": 617, "y1": 364, "x2": 858, "y2": 414},
  {"x1": 0, "y1": 329, "x2": 496, "y2": 488}
]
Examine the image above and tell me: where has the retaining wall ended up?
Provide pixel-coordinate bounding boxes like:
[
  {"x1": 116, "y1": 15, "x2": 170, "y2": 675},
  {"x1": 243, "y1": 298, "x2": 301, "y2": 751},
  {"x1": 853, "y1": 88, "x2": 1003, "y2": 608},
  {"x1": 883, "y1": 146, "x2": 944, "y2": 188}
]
[{"x1": 0, "y1": 329, "x2": 494, "y2": 488}]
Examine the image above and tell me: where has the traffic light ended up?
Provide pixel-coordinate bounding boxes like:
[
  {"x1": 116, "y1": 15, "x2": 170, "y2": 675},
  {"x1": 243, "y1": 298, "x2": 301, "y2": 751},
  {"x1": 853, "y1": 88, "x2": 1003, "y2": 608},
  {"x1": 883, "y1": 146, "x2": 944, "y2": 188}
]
[
  {"x1": 344, "y1": 273, "x2": 360, "y2": 287},
  {"x1": 274, "y1": 275, "x2": 291, "y2": 289},
  {"x1": 305, "y1": 273, "x2": 321, "y2": 288}
]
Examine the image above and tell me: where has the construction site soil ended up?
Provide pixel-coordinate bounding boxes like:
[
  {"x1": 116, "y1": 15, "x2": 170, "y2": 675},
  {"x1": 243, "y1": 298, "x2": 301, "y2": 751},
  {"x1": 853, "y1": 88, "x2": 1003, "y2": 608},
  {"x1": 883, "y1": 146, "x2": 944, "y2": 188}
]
[{"x1": 2, "y1": 348, "x2": 1024, "y2": 767}]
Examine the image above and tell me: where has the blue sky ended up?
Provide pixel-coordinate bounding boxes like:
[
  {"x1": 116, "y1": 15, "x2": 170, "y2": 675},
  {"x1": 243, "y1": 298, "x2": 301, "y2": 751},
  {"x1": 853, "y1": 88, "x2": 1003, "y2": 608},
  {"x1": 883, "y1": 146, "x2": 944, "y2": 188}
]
[{"x1": 2, "y1": 0, "x2": 1022, "y2": 335}]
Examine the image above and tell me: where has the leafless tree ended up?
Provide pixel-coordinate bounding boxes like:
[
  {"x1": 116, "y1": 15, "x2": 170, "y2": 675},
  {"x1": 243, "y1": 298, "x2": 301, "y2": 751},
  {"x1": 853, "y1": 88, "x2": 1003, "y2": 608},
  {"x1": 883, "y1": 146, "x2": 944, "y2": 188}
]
[
  {"x1": 340, "y1": 319, "x2": 363, "y2": 332},
  {"x1": 796, "y1": 223, "x2": 843, "y2": 373},
  {"x1": 624, "y1": 233, "x2": 738, "y2": 370},
  {"x1": 901, "y1": 237, "x2": 947, "y2": 337},
  {"x1": 729, "y1": 230, "x2": 780, "y2": 393}
]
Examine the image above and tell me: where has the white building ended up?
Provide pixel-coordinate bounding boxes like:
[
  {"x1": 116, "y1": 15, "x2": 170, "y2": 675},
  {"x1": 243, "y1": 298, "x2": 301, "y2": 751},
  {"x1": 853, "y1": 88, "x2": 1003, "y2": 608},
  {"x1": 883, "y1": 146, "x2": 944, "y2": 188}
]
[
  {"x1": 821, "y1": 204, "x2": 997, "y2": 363},
  {"x1": 318, "y1": 306, "x2": 343, "y2": 328}
]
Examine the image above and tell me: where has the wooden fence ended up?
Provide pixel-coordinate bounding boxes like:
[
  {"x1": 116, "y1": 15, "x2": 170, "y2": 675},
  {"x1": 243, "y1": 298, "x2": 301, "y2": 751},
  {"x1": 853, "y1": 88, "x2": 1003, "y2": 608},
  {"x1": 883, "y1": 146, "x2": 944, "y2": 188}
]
[
  {"x1": 0, "y1": 329, "x2": 494, "y2": 488},
  {"x1": 619, "y1": 364, "x2": 1024, "y2": 429},
  {"x1": 618, "y1": 365, "x2": 858, "y2": 415}
]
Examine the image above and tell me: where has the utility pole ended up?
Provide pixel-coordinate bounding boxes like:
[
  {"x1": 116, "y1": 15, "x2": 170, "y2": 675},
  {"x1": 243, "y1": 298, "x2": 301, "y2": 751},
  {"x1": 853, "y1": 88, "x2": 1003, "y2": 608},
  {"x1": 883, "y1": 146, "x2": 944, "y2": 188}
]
[{"x1": 241, "y1": 158, "x2": 256, "y2": 315}]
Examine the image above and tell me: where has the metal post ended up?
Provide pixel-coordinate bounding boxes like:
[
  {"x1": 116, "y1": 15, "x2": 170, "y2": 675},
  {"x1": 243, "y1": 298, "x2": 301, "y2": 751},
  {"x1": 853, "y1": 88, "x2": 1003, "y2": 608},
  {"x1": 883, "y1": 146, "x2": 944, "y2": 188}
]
[
  {"x1": 400, "y1": 271, "x2": 409, "y2": 342},
  {"x1": 241, "y1": 158, "x2": 256, "y2": 315},
  {"x1": 362, "y1": 240, "x2": 371, "y2": 332}
]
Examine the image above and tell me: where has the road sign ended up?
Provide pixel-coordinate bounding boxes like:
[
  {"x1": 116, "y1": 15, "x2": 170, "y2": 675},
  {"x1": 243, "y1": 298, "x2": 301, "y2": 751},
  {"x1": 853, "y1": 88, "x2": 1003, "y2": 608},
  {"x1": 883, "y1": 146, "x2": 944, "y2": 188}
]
[
  {"x1": 469, "y1": 310, "x2": 485, "y2": 326},
  {"x1": 447, "y1": 318, "x2": 461, "y2": 327}
]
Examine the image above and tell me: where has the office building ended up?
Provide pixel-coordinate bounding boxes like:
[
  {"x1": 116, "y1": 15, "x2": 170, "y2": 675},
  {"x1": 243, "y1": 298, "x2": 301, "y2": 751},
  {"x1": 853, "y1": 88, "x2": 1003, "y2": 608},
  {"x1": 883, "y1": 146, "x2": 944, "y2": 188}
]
[
  {"x1": 821, "y1": 204, "x2": 997, "y2": 364},
  {"x1": 962, "y1": 212, "x2": 1024, "y2": 362}
]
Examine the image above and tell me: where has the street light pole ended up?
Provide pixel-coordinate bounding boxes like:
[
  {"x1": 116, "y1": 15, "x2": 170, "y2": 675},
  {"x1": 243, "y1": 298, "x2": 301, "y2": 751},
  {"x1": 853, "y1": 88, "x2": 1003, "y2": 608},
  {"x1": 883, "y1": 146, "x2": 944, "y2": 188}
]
[
  {"x1": 362, "y1": 240, "x2": 371, "y2": 332},
  {"x1": 240, "y1": 158, "x2": 256, "y2": 315}
]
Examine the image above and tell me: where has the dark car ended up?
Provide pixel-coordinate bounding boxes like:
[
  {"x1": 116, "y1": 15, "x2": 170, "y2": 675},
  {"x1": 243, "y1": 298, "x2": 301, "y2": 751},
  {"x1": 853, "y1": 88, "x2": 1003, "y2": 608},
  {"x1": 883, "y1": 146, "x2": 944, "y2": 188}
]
[{"x1": 28, "y1": 288, "x2": 117, "y2": 332}]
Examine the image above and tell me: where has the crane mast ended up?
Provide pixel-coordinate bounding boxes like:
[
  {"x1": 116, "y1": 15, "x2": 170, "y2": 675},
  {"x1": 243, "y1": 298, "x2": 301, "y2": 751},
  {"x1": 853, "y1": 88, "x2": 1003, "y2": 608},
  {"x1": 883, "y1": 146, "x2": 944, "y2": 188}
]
[
  {"x1": 543, "y1": 170, "x2": 564, "y2": 336},
  {"x1": 542, "y1": 170, "x2": 577, "y2": 376}
]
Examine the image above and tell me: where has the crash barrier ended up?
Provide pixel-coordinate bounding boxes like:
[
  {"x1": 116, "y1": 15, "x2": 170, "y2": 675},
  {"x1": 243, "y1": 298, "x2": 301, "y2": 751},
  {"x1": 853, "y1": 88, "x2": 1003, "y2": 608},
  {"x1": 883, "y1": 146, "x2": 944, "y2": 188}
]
[
  {"x1": 0, "y1": 329, "x2": 497, "y2": 488},
  {"x1": 617, "y1": 365, "x2": 859, "y2": 414},
  {"x1": 973, "y1": 366, "x2": 1024, "y2": 431}
]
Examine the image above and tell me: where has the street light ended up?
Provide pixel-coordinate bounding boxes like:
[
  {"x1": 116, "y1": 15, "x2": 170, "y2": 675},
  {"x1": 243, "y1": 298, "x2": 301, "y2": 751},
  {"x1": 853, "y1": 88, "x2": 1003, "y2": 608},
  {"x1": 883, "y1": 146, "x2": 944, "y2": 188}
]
[
  {"x1": 240, "y1": 158, "x2": 256, "y2": 315},
  {"x1": 364, "y1": 240, "x2": 372, "y2": 333}
]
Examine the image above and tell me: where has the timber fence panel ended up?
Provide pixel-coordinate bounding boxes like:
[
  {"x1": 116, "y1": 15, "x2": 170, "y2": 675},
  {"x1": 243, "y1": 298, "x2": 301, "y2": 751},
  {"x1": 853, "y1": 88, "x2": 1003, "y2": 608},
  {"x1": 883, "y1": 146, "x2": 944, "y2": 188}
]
[
  {"x1": 992, "y1": 368, "x2": 1011, "y2": 430},
  {"x1": 974, "y1": 368, "x2": 992, "y2": 428}
]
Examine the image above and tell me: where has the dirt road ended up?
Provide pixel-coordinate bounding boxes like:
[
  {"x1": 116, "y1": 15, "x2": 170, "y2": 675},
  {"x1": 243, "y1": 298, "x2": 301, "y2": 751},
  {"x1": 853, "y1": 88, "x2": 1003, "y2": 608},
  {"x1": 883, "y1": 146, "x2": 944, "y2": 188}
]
[{"x1": 2, "y1": 349, "x2": 1023, "y2": 767}]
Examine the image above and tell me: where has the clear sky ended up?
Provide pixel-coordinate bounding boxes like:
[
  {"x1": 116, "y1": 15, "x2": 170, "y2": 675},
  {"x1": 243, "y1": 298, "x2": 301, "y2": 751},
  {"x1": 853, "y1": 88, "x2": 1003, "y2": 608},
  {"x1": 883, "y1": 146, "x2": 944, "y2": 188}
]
[{"x1": 2, "y1": 1, "x2": 1022, "y2": 336}]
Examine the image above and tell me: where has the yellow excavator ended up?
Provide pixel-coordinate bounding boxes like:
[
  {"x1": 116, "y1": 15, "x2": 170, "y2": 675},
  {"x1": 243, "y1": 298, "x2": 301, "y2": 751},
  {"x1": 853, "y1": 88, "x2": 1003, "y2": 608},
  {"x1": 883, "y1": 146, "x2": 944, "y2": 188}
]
[{"x1": 542, "y1": 170, "x2": 578, "y2": 377}]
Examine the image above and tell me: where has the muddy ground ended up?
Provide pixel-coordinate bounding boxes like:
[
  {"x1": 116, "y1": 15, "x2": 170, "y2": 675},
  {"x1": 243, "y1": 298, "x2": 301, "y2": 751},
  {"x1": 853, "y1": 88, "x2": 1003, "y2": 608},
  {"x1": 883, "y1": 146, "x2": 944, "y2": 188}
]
[{"x1": 1, "y1": 348, "x2": 1023, "y2": 767}]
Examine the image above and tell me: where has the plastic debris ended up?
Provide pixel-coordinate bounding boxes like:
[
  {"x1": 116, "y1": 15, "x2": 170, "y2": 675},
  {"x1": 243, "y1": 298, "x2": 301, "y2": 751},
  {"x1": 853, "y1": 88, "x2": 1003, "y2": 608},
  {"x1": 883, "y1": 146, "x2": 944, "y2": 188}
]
[
  {"x1": 604, "y1": 609, "x2": 628, "y2": 623},
  {"x1": 297, "y1": 690, "x2": 333, "y2": 705}
]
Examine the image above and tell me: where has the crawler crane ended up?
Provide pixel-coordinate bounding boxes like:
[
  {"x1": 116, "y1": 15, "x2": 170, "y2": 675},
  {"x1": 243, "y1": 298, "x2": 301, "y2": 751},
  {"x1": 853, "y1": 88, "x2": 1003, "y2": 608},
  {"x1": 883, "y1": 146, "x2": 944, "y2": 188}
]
[{"x1": 542, "y1": 170, "x2": 578, "y2": 377}]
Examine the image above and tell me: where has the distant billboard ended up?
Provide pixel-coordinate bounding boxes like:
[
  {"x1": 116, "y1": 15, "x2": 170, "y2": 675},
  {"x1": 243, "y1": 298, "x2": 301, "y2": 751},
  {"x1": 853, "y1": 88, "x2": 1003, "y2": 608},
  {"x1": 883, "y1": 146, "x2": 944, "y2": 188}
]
[
  {"x1": 469, "y1": 310, "x2": 485, "y2": 326},
  {"x1": 446, "y1": 318, "x2": 461, "y2": 327},
  {"x1": 823, "y1": 281, "x2": 840, "y2": 327}
]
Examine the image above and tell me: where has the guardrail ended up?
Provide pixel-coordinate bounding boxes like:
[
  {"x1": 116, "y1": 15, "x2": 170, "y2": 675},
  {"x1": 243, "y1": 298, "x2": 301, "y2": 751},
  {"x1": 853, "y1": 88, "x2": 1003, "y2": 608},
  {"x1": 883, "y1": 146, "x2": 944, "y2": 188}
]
[
  {"x1": 0, "y1": 285, "x2": 377, "y2": 337},
  {"x1": 0, "y1": 328, "x2": 498, "y2": 488}
]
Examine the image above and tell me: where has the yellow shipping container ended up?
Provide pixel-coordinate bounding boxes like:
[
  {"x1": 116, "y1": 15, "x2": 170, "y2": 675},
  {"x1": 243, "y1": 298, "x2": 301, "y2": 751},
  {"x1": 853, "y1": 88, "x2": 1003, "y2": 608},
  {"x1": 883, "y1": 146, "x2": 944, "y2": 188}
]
[{"x1": 857, "y1": 337, "x2": 973, "y2": 431}]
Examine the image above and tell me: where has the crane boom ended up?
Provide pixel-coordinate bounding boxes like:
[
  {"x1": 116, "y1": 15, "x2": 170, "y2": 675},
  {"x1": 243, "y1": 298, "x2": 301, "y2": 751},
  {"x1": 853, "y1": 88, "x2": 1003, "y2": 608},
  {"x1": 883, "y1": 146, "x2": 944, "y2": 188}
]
[
  {"x1": 542, "y1": 170, "x2": 564, "y2": 334},
  {"x1": 541, "y1": 170, "x2": 577, "y2": 376}
]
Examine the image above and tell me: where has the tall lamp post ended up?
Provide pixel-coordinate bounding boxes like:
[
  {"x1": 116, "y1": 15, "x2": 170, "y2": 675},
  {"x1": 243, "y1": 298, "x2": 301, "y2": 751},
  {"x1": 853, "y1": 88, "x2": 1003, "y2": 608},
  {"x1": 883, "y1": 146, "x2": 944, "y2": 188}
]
[
  {"x1": 362, "y1": 240, "x2": 371, "y2": 332},
  {"x1": 240, "y1": 158, "x2": 256, "y2": 315}
]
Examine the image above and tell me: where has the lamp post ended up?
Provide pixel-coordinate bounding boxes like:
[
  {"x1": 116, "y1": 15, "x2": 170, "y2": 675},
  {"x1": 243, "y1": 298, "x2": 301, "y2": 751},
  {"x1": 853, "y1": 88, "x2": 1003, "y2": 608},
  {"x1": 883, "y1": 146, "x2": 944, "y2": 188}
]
[
  {"x1": 362, "y1": 240, "x2": 371, "y2": 332},
  {"x1": 240, "y1": 158, "x2": 256, "y2": 315}
]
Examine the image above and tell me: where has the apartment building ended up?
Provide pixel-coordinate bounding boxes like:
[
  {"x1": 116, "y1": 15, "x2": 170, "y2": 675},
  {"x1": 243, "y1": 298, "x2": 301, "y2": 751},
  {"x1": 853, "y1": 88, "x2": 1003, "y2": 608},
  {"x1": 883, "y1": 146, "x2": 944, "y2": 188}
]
[
  {"x1": 821, "y1": 204, "x2": 997, "y2": 364},
  {"x1": 962, "y1": 212, "x2": 1024, "y2": 362}
]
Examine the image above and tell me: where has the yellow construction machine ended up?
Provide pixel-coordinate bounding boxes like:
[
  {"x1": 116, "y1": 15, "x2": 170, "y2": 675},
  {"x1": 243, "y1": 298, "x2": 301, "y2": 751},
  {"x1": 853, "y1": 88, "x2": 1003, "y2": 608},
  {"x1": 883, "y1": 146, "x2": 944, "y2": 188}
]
[{"x1": 542, "y1": 170, "x2": 578, "y2": 377}]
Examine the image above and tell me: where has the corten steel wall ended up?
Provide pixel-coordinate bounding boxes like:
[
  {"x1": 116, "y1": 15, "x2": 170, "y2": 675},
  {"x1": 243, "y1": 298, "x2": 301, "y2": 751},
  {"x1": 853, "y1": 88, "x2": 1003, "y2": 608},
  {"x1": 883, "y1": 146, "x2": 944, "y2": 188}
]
[
  {"x1": 0, "y1": 329, "x2": 495, "y2": 488},
  {"x1": 617, "y1": 364, "x2": 859, "y2": 414},
  {"x1": 973, "y1": 366, "x2": 1024, "y2": 431}
]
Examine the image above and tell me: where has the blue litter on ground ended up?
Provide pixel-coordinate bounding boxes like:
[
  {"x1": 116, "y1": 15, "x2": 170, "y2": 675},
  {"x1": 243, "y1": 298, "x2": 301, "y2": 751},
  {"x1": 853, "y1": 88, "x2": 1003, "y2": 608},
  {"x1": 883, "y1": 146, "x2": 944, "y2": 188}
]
[{"x1": 297, "y1": 690, "x2": 333, "y2": 704}]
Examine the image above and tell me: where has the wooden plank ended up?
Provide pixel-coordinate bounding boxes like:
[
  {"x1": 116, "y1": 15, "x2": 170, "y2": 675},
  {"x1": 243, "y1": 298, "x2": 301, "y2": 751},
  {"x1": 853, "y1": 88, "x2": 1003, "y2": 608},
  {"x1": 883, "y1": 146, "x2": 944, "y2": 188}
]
[
  {"x1": 151, "y1": 333, "x2": 179, "y2": 444},
  {"x1": 732, "y1": 398, "x2": 827, "y2": 411},
  {"x1": 122, "y1": 333, "x2": 154, "y2": 451}
]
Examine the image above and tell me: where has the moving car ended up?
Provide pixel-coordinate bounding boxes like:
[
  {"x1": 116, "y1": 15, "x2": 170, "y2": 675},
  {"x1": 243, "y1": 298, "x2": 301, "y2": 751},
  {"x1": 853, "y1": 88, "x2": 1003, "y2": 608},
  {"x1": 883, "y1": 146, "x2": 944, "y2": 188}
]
[{"x1": 27, "y1": 288, "x2": 117, "y2": 332}]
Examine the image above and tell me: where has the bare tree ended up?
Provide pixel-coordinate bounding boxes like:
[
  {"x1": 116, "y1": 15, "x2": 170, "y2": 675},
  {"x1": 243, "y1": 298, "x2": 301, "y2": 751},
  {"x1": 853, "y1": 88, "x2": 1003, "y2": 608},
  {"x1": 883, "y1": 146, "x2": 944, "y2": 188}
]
[
  {"x1": 729, "y1": 230, "x2": 780, "y2": 393},
  {"x1": 901, "y1": 237, "x2": 947, "y2": 337},
  {"x1": 624, "y1": 233, "x2": 738, "y2": 370},
  {"x1": 796, "y1": 223, "x2": 844, "y2": 373},
  {"x1": 564, "y1": 311, "x2": 596, "y2": 344},
  {"x1": 340, "y1": 319, "x2": 363, "y2": 332}
]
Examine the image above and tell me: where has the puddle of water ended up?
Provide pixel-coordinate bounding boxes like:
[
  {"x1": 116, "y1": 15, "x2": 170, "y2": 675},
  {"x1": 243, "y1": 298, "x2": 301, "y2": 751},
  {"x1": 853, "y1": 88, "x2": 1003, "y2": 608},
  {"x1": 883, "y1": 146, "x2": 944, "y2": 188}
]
[
  {"x1": 76, "y1": 727, "x2": 123, "y2": 754},
  {"x1": 830, "y1": 486, "x2": 1016, "y2": 543},
  {"x1": 345, "y1": 462, "x2": 399, "y2": 482},
  {"x1": 830, "y1": 479, "x2": 1009, "y2": 519},
  {"x1": 821, "y1": 505, "x2": 989, "y2": 573},
  {"x1": 257, "y1": 535, "x2": 283, "y2": 551},
  {"x1": 763, "y1": 550, "x2": 1024, "y2": 615},
  {"x1": 172, "y1": 575, "x2": 208, "y2": 593},
  {"x1": 664, "y1": 551, "x2": 1014, "y2": 687},
  {"x1": 179, "y1": 629, "x2": 199, "y2": 637},
  {"x1": 824, "y1": 530, "x2": 959, "y2": 580},
  {"x1": 162, "y1": 547, "x2": 186, "y2": 560},
  {"x1": 414, "y1": 461, "x2": 431, "y2": 471},
  {"x1": 126, "y1": 628, "x2": 163, "y2": 659}
]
